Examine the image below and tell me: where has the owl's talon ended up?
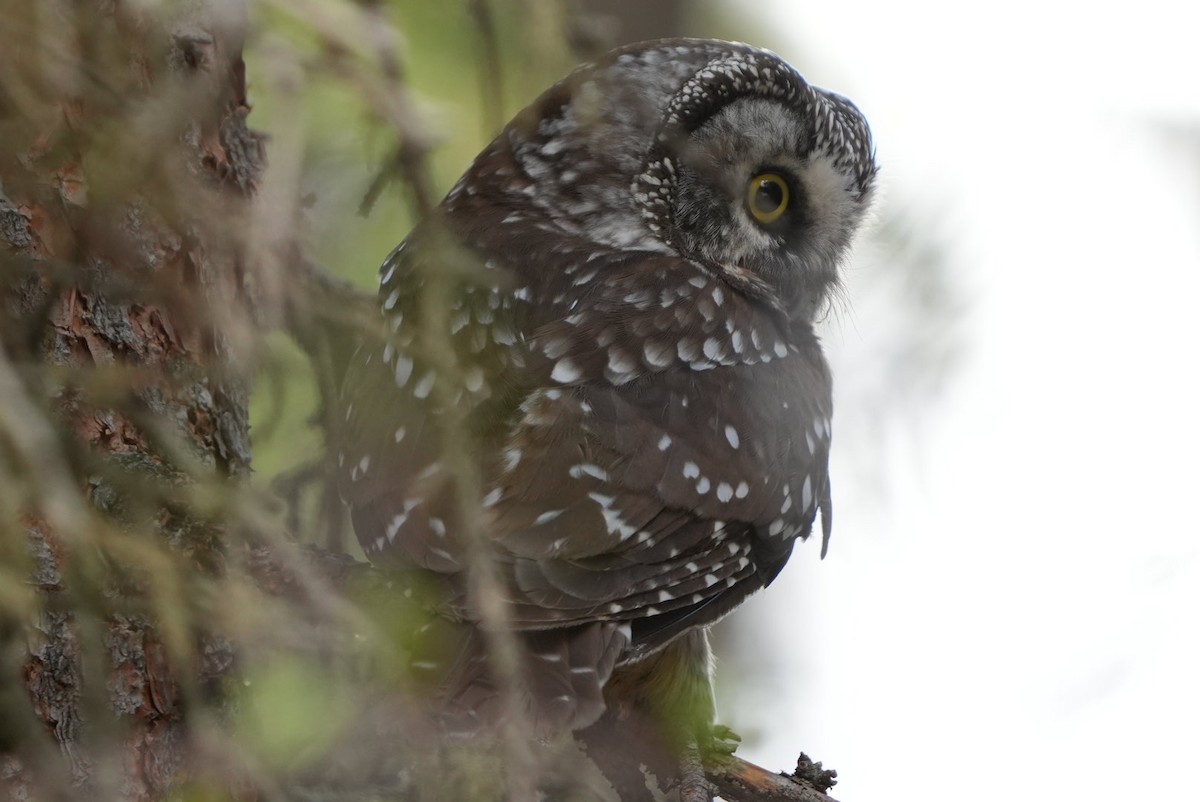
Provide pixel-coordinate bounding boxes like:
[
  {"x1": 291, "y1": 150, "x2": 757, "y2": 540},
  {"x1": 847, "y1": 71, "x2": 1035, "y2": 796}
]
[{"x1": 699, "y1": 724, "x2": 741, "y2": 765}]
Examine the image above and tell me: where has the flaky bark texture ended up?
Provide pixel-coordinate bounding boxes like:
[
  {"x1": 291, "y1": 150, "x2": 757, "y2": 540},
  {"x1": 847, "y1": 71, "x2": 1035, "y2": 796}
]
[{"x1": 1, "y1": 2, "x2": 261, "y2": 798}]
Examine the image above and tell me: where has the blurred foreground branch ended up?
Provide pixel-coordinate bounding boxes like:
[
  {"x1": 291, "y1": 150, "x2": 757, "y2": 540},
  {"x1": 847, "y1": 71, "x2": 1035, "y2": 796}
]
[{"x1": 249, "y1": 541, "x2": 844, "y2": 802}]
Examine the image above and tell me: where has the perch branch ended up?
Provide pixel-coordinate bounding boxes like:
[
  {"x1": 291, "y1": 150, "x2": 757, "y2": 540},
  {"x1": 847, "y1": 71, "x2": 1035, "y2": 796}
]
[{"x1": 706, "y1": 754, "x2": 840, "y2": 802}]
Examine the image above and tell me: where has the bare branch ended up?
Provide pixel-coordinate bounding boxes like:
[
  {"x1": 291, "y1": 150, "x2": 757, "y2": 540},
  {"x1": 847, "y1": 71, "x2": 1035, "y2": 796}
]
[{"x1": 707, "y1": 754, "x2": 840, "y2": 802}]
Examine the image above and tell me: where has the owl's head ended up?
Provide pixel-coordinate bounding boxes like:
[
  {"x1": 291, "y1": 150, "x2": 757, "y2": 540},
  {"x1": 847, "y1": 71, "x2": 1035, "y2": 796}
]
[{"x1": 450, "y1": 39, "x2": 877, "y2": 322}]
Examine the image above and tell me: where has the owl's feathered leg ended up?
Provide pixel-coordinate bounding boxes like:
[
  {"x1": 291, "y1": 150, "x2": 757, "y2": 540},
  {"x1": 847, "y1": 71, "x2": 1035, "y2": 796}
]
[{"x1": 578, "y1": 628, "x2": 727, "y2": 801}]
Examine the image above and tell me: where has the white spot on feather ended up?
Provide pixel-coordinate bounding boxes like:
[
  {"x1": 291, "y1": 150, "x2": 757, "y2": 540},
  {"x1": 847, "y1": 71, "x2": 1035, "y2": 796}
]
[
  {"x1": 608, "y1": 347, "x2": 637, "y2": 374},
  {"x1": 413, "y1": 371, "x2": 435, "y2": 399},
  {"x1": 570, "y1": 463, "x2": 610, "y2": 481},
  {"x1": 643, "y1": 340, "x2": 674, "y2": 368},
  {"x1": 463, "y1": 366, "x2": 485, "y2": 393},
  {"x1": 503, "y1": 447, "x2": 522, "y2": 472},
  {"x1": 394, "y1": 355, "x2": 413, "y2": 388},
  {"x1": 386, "y1": 514, "x2": 407, "y2": 541},
  {"x1": 724, "y1": 425, "x2": 740, "y2": 449},
  {"x1": 534, "y1": 509, "x2": 564, "y2": 525},
  {"x1": 551, "y1": 358, "x2": 582, "y2": 383}
]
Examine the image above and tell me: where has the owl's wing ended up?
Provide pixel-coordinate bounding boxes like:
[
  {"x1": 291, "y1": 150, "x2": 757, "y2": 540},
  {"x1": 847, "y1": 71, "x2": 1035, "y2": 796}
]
[
  {"x1": 339, "y1": 229, "x2": 527, "y2": 571},
  {"x1": 484, "y1": 251, "x2": 833, "y2": 658},
  {"x1": 338, "y1": 237, "x2": 832, "y2": 729},
  {"x1": 340, "y1": 233, "x2": 631, "y2": 733}
]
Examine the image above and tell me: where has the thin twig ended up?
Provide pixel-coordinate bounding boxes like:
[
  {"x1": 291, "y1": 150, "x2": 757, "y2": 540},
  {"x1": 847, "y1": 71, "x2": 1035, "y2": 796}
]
[
  {"x1": 355, "y1": 1, "x2": 437, "y2": 220},
  {"x1": 468, "y1": 0, "x2": 505, "y2": 135}
]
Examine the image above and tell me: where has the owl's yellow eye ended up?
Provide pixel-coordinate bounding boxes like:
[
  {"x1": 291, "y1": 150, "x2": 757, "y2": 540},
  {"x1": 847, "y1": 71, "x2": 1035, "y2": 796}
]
[{"x1": 746, "y1": 173, "x2": 790, "y2": 225}]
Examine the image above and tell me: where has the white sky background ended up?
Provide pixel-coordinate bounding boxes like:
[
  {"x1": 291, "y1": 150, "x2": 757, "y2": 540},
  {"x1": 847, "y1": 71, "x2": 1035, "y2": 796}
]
[{"x1": 723, "y1": 2, "x2": 1200, "y2": 800}]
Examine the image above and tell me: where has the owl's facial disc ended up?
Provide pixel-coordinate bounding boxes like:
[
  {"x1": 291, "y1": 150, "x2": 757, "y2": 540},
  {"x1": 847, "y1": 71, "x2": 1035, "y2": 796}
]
[{"x1": 667, "y1": 95, "x2": 872, "y2": 315}]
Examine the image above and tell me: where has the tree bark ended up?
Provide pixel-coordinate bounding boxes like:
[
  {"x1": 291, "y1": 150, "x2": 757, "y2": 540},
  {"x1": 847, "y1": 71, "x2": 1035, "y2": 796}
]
[{"x1": 1, "y1": 2, "x2": 260, "y2": 798}]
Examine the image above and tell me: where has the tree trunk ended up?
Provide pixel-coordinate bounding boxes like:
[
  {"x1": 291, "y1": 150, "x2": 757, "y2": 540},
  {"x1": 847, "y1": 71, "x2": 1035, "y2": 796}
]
[{"x1": 1, "y1": 2, "x2": 260, "y2": 798}]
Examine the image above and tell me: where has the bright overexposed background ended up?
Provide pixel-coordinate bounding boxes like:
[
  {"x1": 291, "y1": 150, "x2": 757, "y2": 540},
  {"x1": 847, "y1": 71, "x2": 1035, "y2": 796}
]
[{"x1": 719, "y1": 2, "x2": 1200, "y2": 800}]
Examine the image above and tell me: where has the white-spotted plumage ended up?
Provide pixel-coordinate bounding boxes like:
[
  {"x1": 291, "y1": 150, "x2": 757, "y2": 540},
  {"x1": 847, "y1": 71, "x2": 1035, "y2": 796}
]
[{"x1": 336, "y1": 38, "x2": 875, "y2": 739}]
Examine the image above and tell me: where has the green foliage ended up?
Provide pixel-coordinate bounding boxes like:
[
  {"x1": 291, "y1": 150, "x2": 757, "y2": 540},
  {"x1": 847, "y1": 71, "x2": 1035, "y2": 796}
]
[{"x1": 233, "y1": 658, "x2": 353, "y2": 770}]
